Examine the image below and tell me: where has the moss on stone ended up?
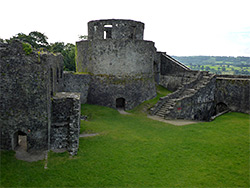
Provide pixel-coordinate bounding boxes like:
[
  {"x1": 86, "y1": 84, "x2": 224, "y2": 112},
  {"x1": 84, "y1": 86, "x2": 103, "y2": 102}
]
[{"x1": 22, "y1": 43, "x2": 33, "y2": 55}]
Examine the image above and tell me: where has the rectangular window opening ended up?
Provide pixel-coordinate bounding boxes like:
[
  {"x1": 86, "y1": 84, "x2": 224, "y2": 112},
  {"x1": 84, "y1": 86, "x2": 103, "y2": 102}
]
[{"x1": 104, "y1": 25, "x2": 112, "y2": 39}]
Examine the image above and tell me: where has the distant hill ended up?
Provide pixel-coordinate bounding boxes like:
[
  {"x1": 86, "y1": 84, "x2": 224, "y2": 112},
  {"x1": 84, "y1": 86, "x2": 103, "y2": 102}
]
[{"x1": 172, "y1": 56, "x2": 250, "y2": 75}]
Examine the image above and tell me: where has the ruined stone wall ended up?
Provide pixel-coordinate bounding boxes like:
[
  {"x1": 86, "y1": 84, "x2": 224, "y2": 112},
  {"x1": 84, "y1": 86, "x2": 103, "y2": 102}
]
[
  {"x1": 51, "y1": 92, "x2": 80, "y2": 155},
  {"x1": 87, "y1": 75, "x2": 156, "y2": 110},
  {"x1": 215, "y1": 76, "x2": 250, "y2": 114},
  {"x1": 160, "y1": 53, "x2": 190, "y2": 75},
  {"x1": 170, "y1": 76, "x2": 216, "y2": 121},
  {"x1": 159, "y1": 52, "x2": 200, "y2": 91},
  {"x1": 0, "y1": 41, "x2": 50, "y2": 151},
  {"x1": 76, "y1": 39, "x2": 156, "y2": 76},
  {"x1": 47, "y1": 54, "x2": 64, "y2": 93},
  {"x1": 0, "y1": 40, "x2": 64, "y2": 152},
  {"x1": 63, "y1": 72, "x2": 91, "y2": 104},
  {"x1": 88, "y1": 19, "x2": 144, "y2": 40},
  {"x1": 160, "y1": 71, "x2": 200, "y2": 91},
  {"x1": 76, "y1": 27, "x2": 157, "y2": 110}
]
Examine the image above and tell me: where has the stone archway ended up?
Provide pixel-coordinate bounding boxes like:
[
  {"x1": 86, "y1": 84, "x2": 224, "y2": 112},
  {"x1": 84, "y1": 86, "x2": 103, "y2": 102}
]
[
  {"x1": 13, "y1": 131, "x2": 27, "y2": 151},
  {"x1": 216, "y1": 102, "x2": 229, "y2": 114},
  {"x1": 116, "y1": 98, "x2": 125, "y2": 110}
]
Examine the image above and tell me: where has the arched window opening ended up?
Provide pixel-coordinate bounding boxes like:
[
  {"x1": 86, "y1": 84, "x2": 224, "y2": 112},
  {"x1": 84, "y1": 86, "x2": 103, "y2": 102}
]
[
  {"x1": 116, "y1": 98, "x2": 125, "y2": 109},
  {"x1": 13, "y1": 131, "x2": 27, "y2": 151}
]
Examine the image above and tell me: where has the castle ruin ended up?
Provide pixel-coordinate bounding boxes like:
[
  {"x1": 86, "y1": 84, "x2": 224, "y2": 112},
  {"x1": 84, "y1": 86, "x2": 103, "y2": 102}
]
[{"x1": 0, "y1": 19, "x2": 249, "y2": 155}]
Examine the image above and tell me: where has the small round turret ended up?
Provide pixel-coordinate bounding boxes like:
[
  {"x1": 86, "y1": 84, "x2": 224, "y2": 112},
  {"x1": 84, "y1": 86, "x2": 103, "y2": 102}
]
[{"x1": 88, "y1": 19, "x2": 144, "y2": 40}]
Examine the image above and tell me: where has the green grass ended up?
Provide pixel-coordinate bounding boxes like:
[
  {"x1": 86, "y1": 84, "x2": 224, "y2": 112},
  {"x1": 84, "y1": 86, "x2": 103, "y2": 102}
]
[{"x1": 1, "y1": 104, "x2": 249, "y2": 187}]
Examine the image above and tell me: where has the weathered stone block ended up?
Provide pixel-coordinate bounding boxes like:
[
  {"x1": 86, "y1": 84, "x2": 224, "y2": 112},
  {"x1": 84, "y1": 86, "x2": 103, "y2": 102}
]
[{"x1": 51, "y1": 92, "x2": 81, "y2": 155}]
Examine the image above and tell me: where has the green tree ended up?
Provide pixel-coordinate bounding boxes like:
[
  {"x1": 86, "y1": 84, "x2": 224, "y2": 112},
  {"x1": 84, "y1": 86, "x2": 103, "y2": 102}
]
[
  {"x1": 8, "y1": 31, "x2": 49, "y2": 49},
  {"x1": 29, "y1": 31, "x2": 49, "y2": 49},
  {"x1": 8, "y1": 31, "x2": 76, "y2": 71},
  {"x1": 50, "y1": 42, "x2": 76, "y2": 71},
  {"x1": 50, "y1": 42, "x2": 65, "y2": 53}
]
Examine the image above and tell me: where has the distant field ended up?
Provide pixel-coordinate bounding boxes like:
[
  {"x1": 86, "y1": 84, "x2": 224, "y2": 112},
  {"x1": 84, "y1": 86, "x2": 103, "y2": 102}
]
[
  {"x1": 173, "y1": 56, "x2": 250, "y2": 75},
  {"x1": 1, "y1": 91, "x2": 249, "y2": 187}
]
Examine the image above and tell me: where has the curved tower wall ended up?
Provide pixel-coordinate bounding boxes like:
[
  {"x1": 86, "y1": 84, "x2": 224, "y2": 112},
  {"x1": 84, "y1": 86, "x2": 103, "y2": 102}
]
[
  {"x1": 88, "y1": 19, "x2": 144, "y2": 40},
  {"x1": 76, "y1": 19, "x2": 156, "y2": 110}
]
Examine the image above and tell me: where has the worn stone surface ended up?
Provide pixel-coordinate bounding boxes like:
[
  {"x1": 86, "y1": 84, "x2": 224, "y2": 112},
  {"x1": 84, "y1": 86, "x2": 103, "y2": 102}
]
[
  {"x1": 0, "y1": 40, "x2": 81, "y2": 156},
  {"x1": 0, "y1": 40, "x2": 62, "y2": 151},
  {"x1": 152, "y1": 72, "x2": 216, "y2": 121},
  {"x1": 51, "y1": 92, "x2": 80, "y2": 155},
  {"x1": 76, "y1": 39, "x2": 156, "y2": 75},
  {"x1": 158, "y1": 52, "x2": 200, "y2": 91},
  {"x1": 87, "y1": 75, "x2": 156, "y2": 110},
  {"x1": 76, "y1": 19, "x2": 157, "y2": 110},
  {"x1": 63, "y1": 71, "x2": 91, "y2": 104},
  {"x1": 88, "y1": 19, "x2": 144, "y2": 40},
  {"x1": 215, "y1": 76, "x2": 250, "y2": 114}
]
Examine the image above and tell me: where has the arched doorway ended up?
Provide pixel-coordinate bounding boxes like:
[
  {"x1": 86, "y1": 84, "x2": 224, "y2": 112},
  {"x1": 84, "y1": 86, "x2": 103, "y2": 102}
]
[
  {"x1": 216, "y1": 102, "x2": 229, "y2": 114},
  {"x1": 13, "y1": 131, "x2": 27, "y2": 151},
  {"x1": 116, "y1": 98, "x2": 125, "y2": 109}
]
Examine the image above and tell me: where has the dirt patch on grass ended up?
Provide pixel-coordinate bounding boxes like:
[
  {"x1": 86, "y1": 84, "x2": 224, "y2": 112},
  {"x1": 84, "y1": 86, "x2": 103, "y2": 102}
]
[
  {"x1": 15, "y1": 146, "x2": 47, "y2": 162},
  {"x1": 148, "y1": 115, "x2": 201, "y2": 126},
  {"x1": 80, "y1": 133, "x2": 100, "y2": 137}
]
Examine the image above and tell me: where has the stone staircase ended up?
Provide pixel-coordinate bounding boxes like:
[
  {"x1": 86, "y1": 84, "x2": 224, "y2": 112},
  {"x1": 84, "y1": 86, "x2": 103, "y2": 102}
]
[{"x1": 150, "y1": 71, "x2": 216, "y2": 120}]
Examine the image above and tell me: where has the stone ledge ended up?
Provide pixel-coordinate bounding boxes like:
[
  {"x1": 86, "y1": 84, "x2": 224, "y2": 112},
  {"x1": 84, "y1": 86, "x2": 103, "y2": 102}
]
[{"x1": 53, "y1": 92, "x2": 81, "y2": 100}]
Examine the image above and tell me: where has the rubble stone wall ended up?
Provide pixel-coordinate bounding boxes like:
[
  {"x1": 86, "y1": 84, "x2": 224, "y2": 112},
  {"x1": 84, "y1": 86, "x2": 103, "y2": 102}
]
[
  {"x1": 87, "y1": 75, "x2": 156, "y2": 110},
  {"x1": 88, "y1": 19, "x2": 144, "y2": 40},
  {"x1": 215, "y1": 76, "x2": 250, "y2": 114},
  {"x1": 51, "y1": 92, "x2": 81, "y2": 155},
  {"x1": 0, "y1": 41, "x2": 51, "y2": 151},
  {"x1": 63, "y1": 72, "x2": 91, "y2": 104}
]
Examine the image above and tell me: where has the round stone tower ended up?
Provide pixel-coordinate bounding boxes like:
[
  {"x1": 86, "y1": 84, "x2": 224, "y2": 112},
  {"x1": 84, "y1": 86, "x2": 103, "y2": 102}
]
[{"x1": 76, "y1": 19, "x2": 157, "y2": 110}]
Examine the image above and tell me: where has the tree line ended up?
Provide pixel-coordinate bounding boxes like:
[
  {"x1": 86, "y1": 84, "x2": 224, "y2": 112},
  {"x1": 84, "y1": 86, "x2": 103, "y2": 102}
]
[{"x1": 1, "y1": 31, "x2": 76, "y2": 71}]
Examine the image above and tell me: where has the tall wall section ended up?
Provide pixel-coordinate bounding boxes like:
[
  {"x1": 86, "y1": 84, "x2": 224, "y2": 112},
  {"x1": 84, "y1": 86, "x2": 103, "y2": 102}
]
[
  {"x1": 51, "y1": 92, "x2": 80, "y2": 155},
  {"x1": 0, "y1": 40, "x2": 63, "y2": 151}
]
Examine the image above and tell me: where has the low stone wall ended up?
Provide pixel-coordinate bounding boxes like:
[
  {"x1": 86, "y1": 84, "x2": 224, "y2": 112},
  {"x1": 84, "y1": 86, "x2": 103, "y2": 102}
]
[
  {"x1": 51, "y1": 92, "x2": 81, "y2": 155},
  {"x1": 87, "y1": 75, "x2": 156, "y2": 110},
  {"x1": 63, "y1": 72, "x2": 91, "y2": 104},
  {"x1": 215, "y1": 77, "x2": 250, "y2": 114},
  {"x1": 160, "y1": 71, "x2": 200, "y2": 91}
]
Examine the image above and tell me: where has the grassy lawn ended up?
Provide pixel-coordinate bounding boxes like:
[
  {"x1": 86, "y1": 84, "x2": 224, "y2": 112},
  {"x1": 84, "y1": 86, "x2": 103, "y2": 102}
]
[{"x1": 1, "y1": 98, "x2": 249, "y2": 187}]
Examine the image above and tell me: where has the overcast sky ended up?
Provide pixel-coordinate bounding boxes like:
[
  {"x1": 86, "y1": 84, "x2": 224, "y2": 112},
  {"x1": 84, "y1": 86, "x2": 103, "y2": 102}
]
[{"x1": 1, "y1": 0, "x2": 250, "y2": 57}]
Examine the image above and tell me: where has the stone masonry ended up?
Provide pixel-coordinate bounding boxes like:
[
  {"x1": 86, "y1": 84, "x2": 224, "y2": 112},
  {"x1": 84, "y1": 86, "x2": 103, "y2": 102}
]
[
  {"x1": 0, "y1": 40, "x2": 80, "y2": 155},
  {"x1": 76, "y1": 19, "x2": 157, "y2": 110},
  {"x1": 1, "y1": 19, "x2": 250, "y2": 156}
]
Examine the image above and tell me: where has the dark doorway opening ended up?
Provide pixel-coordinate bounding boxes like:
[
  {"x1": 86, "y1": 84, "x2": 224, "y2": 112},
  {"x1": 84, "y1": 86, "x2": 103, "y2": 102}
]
[
  {"x1": 116, "y1": 98, "x2": 125, "y2": 109},
  {"x1": 216, "y1": 102, "x2": 229, "y2": 114},
  {"x1": 13, "y1": 131, "x2": 27, "y2": 151}
]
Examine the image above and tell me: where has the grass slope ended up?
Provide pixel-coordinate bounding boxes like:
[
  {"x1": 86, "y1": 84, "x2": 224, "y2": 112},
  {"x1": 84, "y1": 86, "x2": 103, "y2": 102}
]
[{"x1": 1, "y1": 104, "x2": 249, "y2": 187}]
